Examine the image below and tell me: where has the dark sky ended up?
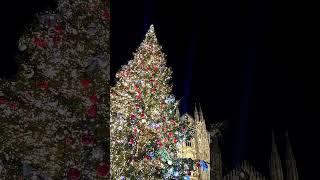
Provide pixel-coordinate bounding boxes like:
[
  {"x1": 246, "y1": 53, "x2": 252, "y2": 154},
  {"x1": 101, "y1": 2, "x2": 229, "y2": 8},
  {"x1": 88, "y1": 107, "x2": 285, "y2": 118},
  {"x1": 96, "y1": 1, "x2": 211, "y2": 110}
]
[{"x1": 0, "y1": 0, "x2": 317, "y2": 179}]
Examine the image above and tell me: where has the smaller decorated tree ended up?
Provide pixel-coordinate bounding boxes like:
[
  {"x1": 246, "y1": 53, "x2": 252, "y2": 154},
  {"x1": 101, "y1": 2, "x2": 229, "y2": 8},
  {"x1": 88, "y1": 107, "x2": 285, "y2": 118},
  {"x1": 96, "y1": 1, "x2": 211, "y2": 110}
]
[
  {"x1": 110, "y1": 25, "x2": 194, "y2": 179},
  {"x1": 0, "y1": 0, "x2": 110, "y2": 178}
]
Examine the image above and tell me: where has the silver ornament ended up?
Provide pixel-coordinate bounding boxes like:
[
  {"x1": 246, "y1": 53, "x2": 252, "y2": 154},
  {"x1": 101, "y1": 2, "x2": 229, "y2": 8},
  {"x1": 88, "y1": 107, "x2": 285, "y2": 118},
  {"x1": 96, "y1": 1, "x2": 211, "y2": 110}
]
[
  {"x1": 18, "y1": 42, "x2": 27, "y2": 51},
  {"x1": 87, "y1": 23, "x2": 97, "y2": 36}
]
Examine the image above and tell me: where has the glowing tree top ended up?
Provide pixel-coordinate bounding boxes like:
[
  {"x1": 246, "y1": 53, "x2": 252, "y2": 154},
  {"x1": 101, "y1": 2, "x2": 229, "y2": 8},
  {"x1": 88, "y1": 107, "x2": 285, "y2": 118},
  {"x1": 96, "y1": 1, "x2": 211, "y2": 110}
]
[{"x1": 111, "y1": 25, "x2": 194, "y2": 179}]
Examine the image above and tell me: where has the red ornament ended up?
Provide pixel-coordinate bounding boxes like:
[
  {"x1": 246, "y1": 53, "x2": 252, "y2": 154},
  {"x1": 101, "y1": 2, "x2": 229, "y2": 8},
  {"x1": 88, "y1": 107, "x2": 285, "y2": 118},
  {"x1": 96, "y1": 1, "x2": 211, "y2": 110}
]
[
  {"x1": 38, "y1": 81, "x2": 49, "y2": 90},
  {"x1": 89, "y1": 94, "x2": 98, "y2": 104},
  {"x1": 81, "y1": 133, "x2": 94, "y2": 145},
  {"x1": 196, "y1": 162, "x2": 200, "y2": 168},
  {"x1": 129, "y1": 138, "x2": 134, "y2": 145},
  {"x1": 140, "y1": 113, "x2": 145, "y2": 119},
  {"x1": 134, "y1": 85, "x2": 139, "y2": 91},
  {"x1": 81, "y1": 79, "x2": 91, "y2": 89},
  {"x1": 136, "y1": 93, "x2": 141, "y2": 99},
  {"x1": 67, "y1": 168, "x2": 81, "y2": 180},
  {"x1": 163, "y1": 138, "x2": 168, "y2": 143},
  {"x1": 33, "y1": 37, "x2": 47, "y2": 48},
  {"x1": 174, "y1": 138, "x2": 178, "y2": 143},
  {"x1": 9, "y1": 103, "x2": 17, "y2": 110},
  {"x1": 171, "y1": 120, "x2": 176, "y2": 126},
  {"x1": 103, "y1": 9, "x2": 111, "y2": 21},
  {"x1": 130, "y1": 114, "x2": 136, "y2": 120},
  {"x1": 133, "y1": 128, "x2": 138, "y2": 134},
  {"x1": 87, "y1": 105, "x2": 97, "y2": 118},
  {"x1": 0, "y1": 98, "x2": 7, "y2": 104},
  {"x1": 154, "y1": 66, "x2": 159, "y2": 72},
  {"x1": 97, "y1": 163, "x2": 109, "y2": 177},
  {"x1": 54, "y1": 24, "x2": 63, "y2": 33},
  {"x1": 168, "y1": 132, "x2": 173, "y2": 138},
  {"x1": 144, "y1": 155, "x2": 150, "y2": 160}
]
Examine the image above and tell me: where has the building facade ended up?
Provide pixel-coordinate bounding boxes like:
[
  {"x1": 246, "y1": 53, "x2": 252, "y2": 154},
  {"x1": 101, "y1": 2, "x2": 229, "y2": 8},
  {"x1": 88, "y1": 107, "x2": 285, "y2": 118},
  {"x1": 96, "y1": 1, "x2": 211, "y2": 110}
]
[{"x1": 177, "y1": 105, "x2": 211, "y2": 180}]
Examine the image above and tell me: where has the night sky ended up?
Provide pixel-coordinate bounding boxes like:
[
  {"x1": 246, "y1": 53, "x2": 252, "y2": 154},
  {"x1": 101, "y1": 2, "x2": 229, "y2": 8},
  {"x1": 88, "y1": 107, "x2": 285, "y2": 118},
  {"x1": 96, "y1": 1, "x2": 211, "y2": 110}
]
[{"x1": 0, "y1": 0, "x2": 317, "y2": 179}]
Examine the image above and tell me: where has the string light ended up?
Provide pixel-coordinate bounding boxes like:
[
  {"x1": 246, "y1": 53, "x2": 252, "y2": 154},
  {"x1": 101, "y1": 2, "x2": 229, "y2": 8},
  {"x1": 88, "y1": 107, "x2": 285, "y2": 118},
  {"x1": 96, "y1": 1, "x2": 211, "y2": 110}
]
[{"x1": 110, "y1": 25, "x2": 194, "y2": 179}]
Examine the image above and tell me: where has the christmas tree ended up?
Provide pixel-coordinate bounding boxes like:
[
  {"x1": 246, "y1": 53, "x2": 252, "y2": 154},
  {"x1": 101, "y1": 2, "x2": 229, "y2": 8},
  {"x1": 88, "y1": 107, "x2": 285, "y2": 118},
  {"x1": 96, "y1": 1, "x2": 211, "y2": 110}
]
[
  {"x1": 0, "y1": 0, "x2": 110, "y2": 179},
  {"x1": 110, "y1": 25, "x2": 194, "y2": 179}
]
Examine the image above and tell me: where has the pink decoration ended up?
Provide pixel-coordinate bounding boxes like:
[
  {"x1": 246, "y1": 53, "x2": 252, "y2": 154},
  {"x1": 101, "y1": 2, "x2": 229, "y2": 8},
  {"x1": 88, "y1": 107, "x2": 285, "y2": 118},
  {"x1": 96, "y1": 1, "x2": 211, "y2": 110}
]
[
  {"x1": 9, "y1": 103, "x2": 17, "y2": 110},
  {"x1": 81, "y1": 79, "x2": 91, "y2": 89},
  {"x1": 140, "y1": 113, "x2": 145, "y2": 119},
  {"x1": 103, "y1": 9, "x2": 110, "y2": 21},
  {"x1": 54, "y1": 24, "x2": 63, "y2": 33},
  {"x1": 38, "y1": 81, "x2": 49, "y2": 90},
  {"x1": 0, "y1": 98, "x2": 7, "y2": 104},
  {"x1": 129, "y1": 138, "x2": 134, "y2": 145},
  {"x1": 33, "y1": 37, "x2": 47, "y2": 48},
  {"x1": 89, "y1": 94, "x2": 98, "y2": 104},
  {"x1": 81, "y1": 133, "x2": 94, "y2": 145},
  {"x1": 87, "y1": 105, "x2": 97, "y2": 118}
]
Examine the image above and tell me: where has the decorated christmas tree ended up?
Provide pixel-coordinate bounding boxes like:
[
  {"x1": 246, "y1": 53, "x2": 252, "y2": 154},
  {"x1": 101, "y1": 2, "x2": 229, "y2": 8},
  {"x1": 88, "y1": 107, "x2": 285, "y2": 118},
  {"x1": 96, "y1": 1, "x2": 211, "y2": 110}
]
[
  {"x1": 0, "y1": 0, "x2": 110, "y2": 179},
  {"x1": 110, "y1": 25, "x2": 194, "y2": 179}
]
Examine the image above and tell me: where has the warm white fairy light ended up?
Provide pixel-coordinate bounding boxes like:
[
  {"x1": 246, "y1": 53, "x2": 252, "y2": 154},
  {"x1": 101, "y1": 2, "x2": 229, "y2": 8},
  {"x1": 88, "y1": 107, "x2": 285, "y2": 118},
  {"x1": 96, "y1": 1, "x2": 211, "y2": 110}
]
[{"x1": 110, "y1": 25, "x2": 194, "y2": 179}]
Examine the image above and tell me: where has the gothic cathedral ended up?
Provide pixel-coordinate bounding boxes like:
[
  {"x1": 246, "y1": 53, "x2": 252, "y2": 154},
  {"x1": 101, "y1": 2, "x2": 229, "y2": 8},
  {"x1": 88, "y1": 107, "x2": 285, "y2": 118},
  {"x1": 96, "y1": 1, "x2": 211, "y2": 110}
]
[
  {"x1": 177, "y1": 104, "x2": 211, "y2": 180},
  {"x1": 177, "y1": 104, "x2": 299, "y2": 180}
]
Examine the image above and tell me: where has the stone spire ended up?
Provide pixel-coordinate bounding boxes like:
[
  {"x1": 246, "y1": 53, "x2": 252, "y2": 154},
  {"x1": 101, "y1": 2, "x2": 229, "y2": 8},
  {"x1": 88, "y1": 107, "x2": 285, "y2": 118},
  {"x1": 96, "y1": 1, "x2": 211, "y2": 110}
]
[
  {"x1": 175, "y1": 106, "x2": 180, "y2": 119},
  {"x1": 194, "y1": 103, "x2": 199, "y2": 122},
  {"x1": 285, "y1": 131, "x2": 299, "y2": 180},
  {"x1": 199, "y1": 103, "x2": 204, "y2": 122},
  {"x1": 269, "y1": 131, "x2": 284, "y2": 180}
]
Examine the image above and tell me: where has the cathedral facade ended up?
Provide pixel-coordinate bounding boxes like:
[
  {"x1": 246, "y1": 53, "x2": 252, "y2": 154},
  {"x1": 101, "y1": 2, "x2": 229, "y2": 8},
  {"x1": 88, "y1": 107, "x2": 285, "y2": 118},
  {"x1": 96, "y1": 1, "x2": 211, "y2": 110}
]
[
  {"x1": 177, "y1": 105, "x2": 299, "y2": 180},
  {"x1": 177, "y1": 105, "x2": 211, "y2": 180}
]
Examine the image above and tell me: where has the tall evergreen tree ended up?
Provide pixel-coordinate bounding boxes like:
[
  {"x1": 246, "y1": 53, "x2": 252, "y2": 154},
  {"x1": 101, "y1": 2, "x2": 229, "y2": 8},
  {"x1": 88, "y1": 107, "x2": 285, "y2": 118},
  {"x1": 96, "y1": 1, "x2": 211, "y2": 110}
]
[{"x1": 110, "y1": 25, "x2": 193, "y2": 179}]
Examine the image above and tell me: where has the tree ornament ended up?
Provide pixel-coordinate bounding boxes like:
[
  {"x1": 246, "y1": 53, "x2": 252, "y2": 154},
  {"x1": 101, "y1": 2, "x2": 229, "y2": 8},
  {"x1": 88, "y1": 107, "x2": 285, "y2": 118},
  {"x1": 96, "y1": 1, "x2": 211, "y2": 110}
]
[
  {"x1": 168, "y1": 132, "x2": 173, "y2": 138},
  {"x1": 81, "y1": 133, "x2": 94, "y2": 145},
  {"x1": 165, "y1": 95, "x2": 175, "y2": 104},
  {"x1": 18, "y1": 42, "x2": 27, "y2": 51},
  {"x1": 67, "y1": 167, "x2": 81, "y2": 180},
  {"x1": 87, "y1": 105, "x2": 97, "y2": 118},
  {"x1": 89, "y1": 94, "x2": 98, "y2": 104},
  {"x1": 87, "y1": 23, "x2": 97, "y2": 36},
  {"x1": 130, "y1": 114, "x2": 136, "y2": 120},
  {"x1": 81, "y1": 79, "x2": 91, "y2": 89},
  {"x1": 96, "y1": 163, "x2": 109, "y2": 177},
  {"x1": 38, "y1": 81, "x2": 49, "y2": 90}
]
